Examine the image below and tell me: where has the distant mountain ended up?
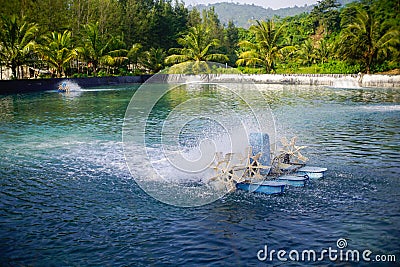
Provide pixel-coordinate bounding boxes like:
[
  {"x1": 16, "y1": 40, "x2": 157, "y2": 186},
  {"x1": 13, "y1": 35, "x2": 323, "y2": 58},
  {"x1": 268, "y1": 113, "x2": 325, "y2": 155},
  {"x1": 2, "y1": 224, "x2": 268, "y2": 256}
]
[{"x1": 192, "y1": 1, "x2": 356, "y2": 28}]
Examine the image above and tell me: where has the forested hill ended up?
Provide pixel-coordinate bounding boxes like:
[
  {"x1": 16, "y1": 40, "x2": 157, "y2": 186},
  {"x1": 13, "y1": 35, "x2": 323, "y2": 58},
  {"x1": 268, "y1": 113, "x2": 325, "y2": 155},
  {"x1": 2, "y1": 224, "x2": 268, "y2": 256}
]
[
  {"x1": 193, "y1": 3, "x2": 313, "y2": 28},
  {"x1": 193, "y1": 1, "x2": 355, "y2": 28}
]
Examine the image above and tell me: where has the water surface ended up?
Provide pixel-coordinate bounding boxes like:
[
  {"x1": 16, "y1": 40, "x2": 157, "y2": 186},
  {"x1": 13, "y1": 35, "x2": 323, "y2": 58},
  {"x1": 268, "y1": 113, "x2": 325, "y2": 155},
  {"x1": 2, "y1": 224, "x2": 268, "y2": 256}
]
[{"x1": 0, "y1": 84, "x2": 399, "y2": 266}]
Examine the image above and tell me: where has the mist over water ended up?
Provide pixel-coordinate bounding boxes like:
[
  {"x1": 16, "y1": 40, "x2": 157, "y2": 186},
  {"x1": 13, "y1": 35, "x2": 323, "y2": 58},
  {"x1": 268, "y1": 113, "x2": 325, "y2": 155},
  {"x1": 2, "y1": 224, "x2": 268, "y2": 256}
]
[{"x1": 0, "y1": 84, "x2": 399, "y2": 265}]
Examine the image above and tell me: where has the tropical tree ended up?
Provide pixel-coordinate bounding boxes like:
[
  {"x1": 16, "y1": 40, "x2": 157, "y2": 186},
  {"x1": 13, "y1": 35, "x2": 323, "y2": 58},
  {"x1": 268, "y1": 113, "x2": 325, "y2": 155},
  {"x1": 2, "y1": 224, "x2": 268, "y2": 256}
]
[
  {"x1": 339, "y1": 7, "x2": 399, "y2": 73},
  {"x1": 100, "y1": 35, "x2": 128, "y2": 75},
  {"x1": 127, "y1": 43, "x2": 143, "y2": 74},
  {"x1": 146, "y1": 0, "x2": 189, "y2": 50},
  {"x1": 224, "y1": 20, "x2": 239, "y2": 66},
  {"x1": 282, "y1": 13, "x2": 314, "y2": 46},
  {"x1": 38, "y1": 30, "x2": 79, "y2": 77},
  {"x1": 140, "y1": 47, "x2": 166, "y2": 73},
  {"x1": 310, "y1": 0, "x2": 341, "y2": 34},
  {"x1": 201, "y1": 7, "x2": 225, "y2": 44},
  {"x1": 315, "y1": 38, "x2": 332, "y2": 64},
  {"x1": 297, "y1": 39, "x2": 316, "y2": 66},
  {"x1": 80, "y1": 22, "x2": 112, "y2": 75},
  {"x1": 165, "y1": 25, "x2": 228, "y2": 65},
  {"x1": 237, "y1": 20, "x2": 292, "y2": 73},
  {"x1": 0, "y1": 15, "x2": 38, "y2": 79}
]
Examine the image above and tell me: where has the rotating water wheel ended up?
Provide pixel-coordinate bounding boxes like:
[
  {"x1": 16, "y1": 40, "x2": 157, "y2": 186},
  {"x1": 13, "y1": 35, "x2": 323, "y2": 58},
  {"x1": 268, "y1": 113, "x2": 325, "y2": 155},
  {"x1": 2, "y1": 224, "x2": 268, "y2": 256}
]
[
  {"x1": 208, "y1": 152, "x2": 247, "y2": 192},
  {"x1": 242, "y1": 147, "x2": 270, "y2": 180},
  {"x1": 272, "y1": 136, "x2": 308, "y2": 174}
]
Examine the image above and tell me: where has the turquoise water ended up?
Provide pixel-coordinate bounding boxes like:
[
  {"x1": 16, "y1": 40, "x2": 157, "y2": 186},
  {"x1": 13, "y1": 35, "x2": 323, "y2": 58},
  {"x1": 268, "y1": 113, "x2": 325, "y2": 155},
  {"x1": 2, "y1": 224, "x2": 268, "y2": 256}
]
[{"x1": 0, "y1": 84, "x2": 399, "y2": 265}]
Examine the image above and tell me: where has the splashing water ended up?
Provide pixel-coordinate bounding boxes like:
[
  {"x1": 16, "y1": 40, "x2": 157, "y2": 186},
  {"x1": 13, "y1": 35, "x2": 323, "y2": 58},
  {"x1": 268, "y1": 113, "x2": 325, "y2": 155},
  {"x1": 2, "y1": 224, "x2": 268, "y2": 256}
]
[
  {"x1": 123, "y1": 64, "x2": 277, "y2": 207},
  {"x1": 56, "y1": 80, "x2": 83, "y2": 98},
  {"x1": 58, "y1": 80, "x2": 82, "y2": 92}
]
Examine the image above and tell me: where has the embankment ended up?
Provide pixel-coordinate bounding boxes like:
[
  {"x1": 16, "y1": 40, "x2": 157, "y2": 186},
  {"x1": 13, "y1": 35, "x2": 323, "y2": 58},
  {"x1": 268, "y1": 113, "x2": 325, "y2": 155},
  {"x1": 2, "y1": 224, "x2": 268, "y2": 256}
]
[
  {"x1": 0, "y1": 75, "x2": 151, "y2": 94},
  {"x1": 243, "y1": 74, "x2": 400, "y2": 88},
  {"x1": 1, "y1": 74, "x2": 399, "y2": 94}
]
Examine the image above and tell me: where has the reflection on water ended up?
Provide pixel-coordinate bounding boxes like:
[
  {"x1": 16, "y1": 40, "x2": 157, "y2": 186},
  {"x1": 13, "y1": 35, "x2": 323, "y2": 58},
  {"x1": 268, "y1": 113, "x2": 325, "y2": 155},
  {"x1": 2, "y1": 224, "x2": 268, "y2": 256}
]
[
  {"x1": 0, "y1": 96, "x2": 14, "y2": 121},
  {"x1": 259, "y1": 84, "x2": 400, "y2": 107},
  {"x1": 0, "y1": 84, "x2": 399, "y2": 265}
]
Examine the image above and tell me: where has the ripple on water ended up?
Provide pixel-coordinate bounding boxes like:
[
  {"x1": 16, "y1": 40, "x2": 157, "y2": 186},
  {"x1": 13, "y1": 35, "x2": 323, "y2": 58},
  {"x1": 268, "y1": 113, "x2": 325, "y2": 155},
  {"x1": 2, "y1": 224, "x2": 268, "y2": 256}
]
[{"x1": 1, "y1": 86, "x2": 399, "y2": 266}]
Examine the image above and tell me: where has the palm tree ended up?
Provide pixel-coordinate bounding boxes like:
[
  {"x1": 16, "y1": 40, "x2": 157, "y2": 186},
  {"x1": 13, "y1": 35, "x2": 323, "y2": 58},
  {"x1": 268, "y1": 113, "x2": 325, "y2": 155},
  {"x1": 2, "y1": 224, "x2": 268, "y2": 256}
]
[
  {"x1": 100, "y1": 35, "x2": 128, "y2": 75},
  {"x1": 81, "y1": 23, "x2": 128, "y2": 76},
  {"x1": 101, "y1": 50, "x2": 128, "y2": 75},
  {"x1": 237, "y1": 20, "x2": 292, "y2": 73},
  {"x1": 165, "y1": 25, "x2": 228, "y2": 65},
  {"x1": 0, "y1": 15, "x2": 38, "y2": 79},
  {"x1": 80, "y1": 22, "x2": 111, "y2": 76},
  {"x1": 38, "y1": 30, "x2": 79, "y2": 77},
  {"x1": 316, "y1": 38, "x2": 331, "y2": 64},
  {"x1": 297, "y1": 39, "x2": 317, "y2": 66},
  {"x1": 127, "y1": 43, "x2": 143, "y2": 74},
  {"x1": 140, "y1": 47, "x2": 166, "y2": 73},
  {"x1": 339, "y1": 7, "x2": 399, "y2": 74}
]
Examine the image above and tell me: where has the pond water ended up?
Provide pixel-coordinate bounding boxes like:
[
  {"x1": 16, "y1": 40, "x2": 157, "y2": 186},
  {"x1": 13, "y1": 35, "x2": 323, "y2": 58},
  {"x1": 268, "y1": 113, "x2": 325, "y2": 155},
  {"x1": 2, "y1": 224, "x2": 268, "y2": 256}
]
[{"x1": 0, "y1": 83, "x2": 399, "y2": 266}]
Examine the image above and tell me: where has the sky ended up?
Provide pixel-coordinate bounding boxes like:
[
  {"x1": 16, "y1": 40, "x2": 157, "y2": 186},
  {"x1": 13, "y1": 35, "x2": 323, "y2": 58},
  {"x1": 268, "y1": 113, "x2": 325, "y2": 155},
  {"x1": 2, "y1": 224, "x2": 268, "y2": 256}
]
[{"x1": 184, "y1": 0, "x2": 319, "y2": 10}]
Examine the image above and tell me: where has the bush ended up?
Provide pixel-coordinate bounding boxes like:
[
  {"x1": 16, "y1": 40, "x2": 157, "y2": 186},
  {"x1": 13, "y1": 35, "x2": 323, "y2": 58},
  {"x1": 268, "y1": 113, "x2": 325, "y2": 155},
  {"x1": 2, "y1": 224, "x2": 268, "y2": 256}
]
[
  {"x1": 237, "y1": 66, "x2": 266, "y2": 74},
  {"x1": 274, "y1": 61, "x2": 362, "y2": 74},
  {"x1": 371, "y1": 61, "x2": 400, "y2": 73},
  {"x1": 319, "y1": 61, "x2": 361, "y2": 74},
  {"x1": 117, "y1": 67, "x2": 128, "y2": 76},
  {"x1": 97, "y1": 70, "x2": 107, "y2": 77}
]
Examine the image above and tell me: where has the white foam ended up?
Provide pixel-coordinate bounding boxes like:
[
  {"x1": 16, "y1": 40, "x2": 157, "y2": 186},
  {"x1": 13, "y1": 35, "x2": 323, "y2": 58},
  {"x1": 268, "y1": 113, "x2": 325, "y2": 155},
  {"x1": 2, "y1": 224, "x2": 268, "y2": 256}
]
[{"x1": 363, "y1": 105, "x2": 400, "y2": 112}]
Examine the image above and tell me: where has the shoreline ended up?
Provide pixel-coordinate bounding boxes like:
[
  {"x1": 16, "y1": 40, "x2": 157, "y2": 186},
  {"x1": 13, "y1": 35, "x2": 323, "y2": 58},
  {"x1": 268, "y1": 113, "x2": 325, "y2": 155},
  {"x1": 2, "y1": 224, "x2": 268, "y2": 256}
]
[
  {"x1": 1, "y1": 74, "x2": 399, "y2": 94},
  {"x1": 243, "y1": 74, "x2": 400, "y2": 88}
]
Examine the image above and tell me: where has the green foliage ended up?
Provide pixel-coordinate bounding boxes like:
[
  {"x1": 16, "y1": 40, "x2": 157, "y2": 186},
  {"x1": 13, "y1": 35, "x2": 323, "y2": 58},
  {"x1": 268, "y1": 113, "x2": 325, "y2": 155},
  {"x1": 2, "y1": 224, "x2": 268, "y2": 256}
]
[
  {"x1": 282, "y1": 13, "x2": 314, "y2": 45},
  {"x1": 223, "y1": 21, "x2": 239, "y2": 66},
  {"x1": 79, "y1": 22, "x2": 128, "y2": 76},
  {"x1": 319, "y1": 60, "x2": 361, "y2": 74},
  {"x1": 371, "y1": 60, "x2": 400, "y2": 73},
  {"x1": 38, "y1": 30, "x2": 79, "y2": 77},
  {"x1": 80, "y1": 22, "x2": 110, "y2": 75},
  {"x1": 188, "y1": 7, "x2": 226, "y2": 56},
  {"x1": 145, "y1": 0, "x2": 188, "y2": 50},
  {"x1": 237, "y1": 66, "x2": 266, "y2": 74},
  {"x1": 97, "y1": 70, "x2": 107, "y2": 77},
  {"x1": 127, "y1": 43, "x2": 143, "y2": 73},
  {"x1": 140, "y1": 47, "x2": 166, "y2": 74},
  {"x1": 72, "y1": 73, "x2": 88, "y2": 78},
  {"x1": 296, "y1": 39, "x2": 316, "y2": 66},
  {"x1": 310, "y1": 0, "x2": 341, "y2": 33},
  {"x1": 275, "y1": 61, "x2": 361, "y2": 74},
  {"x1": 338, "y1": 5, "x2": 400, "y2": 73},
  {"x1": 0, "y1": 0, "x2": 398, "y2": 79},
  {"x1": 165, "y1": 25, "x2": 228, "y2": 65},
  {"x1": 237, "y1": 20, "x2": 293, "y2": 73},
  {"x1": 0, "y1": 15, "x2": 38, "y2": 79},
  {"x1": 315, "y1": 38, "x2": 332, "y2": 64}
]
